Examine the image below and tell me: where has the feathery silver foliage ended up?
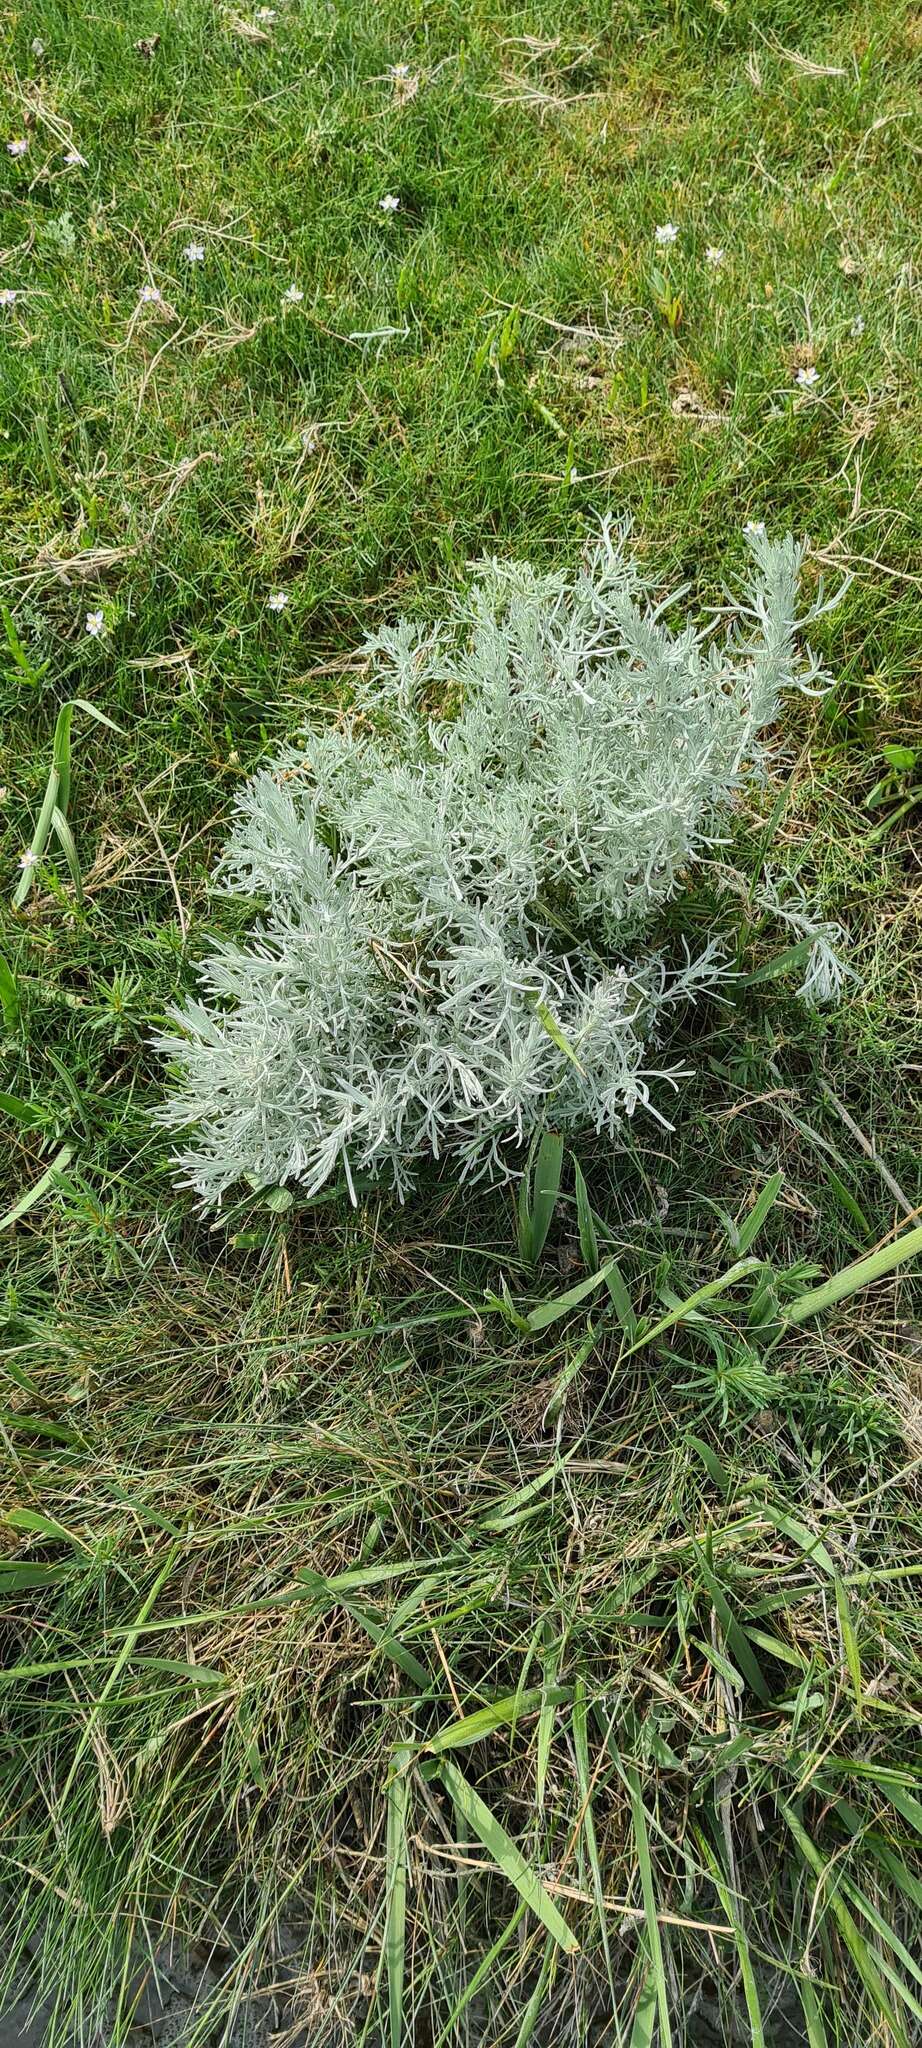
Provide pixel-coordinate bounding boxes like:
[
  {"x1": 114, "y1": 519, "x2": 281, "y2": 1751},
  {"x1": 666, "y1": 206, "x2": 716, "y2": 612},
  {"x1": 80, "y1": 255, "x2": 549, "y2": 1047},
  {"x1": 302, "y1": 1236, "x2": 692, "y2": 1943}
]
[{"x1": 156, "y1": 521, "x2": 838, "y2": 1202}]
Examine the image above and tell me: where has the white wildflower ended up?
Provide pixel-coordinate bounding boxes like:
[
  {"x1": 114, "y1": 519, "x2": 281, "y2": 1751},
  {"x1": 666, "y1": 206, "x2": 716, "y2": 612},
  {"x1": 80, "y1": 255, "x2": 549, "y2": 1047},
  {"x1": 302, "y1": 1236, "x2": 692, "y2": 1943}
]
[
  {"x1": 743, "y1": 520, "x2": 766, "y2": 539},
  {"x1": 267, "y1": 591, "x2": 288, "y2": 612},
  {"x1": 17, "y1": 849, "x2": 39, "y2": 870},
  {"x1": 256, "y1": 5, "x2": 277, "y2": 17},
  {"x1": 794, "y1": 364, "x2": 819, "y2": 388},
  {"x1": 85, "y1": 609, "x2": 106, "y2": 637},
  {"x1": 7, "y1": 138, "x2": 29, "y2": 158},
  {"x1": 31, "y1": 37, "x2": 45, "y2": 56},
  {"x1": 390, "y1": 63, "x2": 411, "y2": 78},
  {"x1": 183, "y1": 241, "x2": 205, "y2": 264},
  {"x1": 705, "y1": 245, "x2": 725, "y2": 267},
  {"x1": 850, "y1": 314, "x2": 865, "y2": 337},
  {"x1": 139, "y1": 283, "x2": 162, "y2": 304},
  {"x1": 654, "y1": 222, "x2": 679, "y2": 244},
  {"x1": 63, "y1": 149, "x2": 83, "y2": 167},
  {"x1": 379, "y1": 193, "x2": 400, "y2": 212},
  {"x1": 282, "y1": 283, "x2": 303, "y2": 304},
  {"x1": 0, "y1": 288, "x2": 18, "y2": 308}
]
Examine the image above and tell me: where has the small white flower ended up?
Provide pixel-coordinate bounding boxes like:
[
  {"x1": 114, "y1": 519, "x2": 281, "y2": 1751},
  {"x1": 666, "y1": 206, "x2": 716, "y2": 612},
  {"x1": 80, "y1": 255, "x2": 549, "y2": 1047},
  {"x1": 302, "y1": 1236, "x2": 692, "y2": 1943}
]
[
  {"x1": 85, "y1": 609, "x2": 106, "y2": 637},
  {"x1": 794, "y1": 364, "x2": 819, "y2": 388},
  {"x1": 17, "y1": 849, "x2": 39, "y2": 870},
  {"x1": 654, "y1": 221, "x2": 679, "y2": 244},
  {"x1": 267, "y1": 590, "x2": 288, "y2": 612},
  {"x1": 7, "y1": 138, "x2": 29, "y2": 158},
  {"x1": 568, "y1": 466, "x2": 580, "y2": 484},
  {"x1": 31, "y1": 37, "x2": 45, "y2": 57},
  {"x1": 301, "y1": 424, "x2": 321, "y2": 453},
  {"x1": 0, "y1": 288, "x2": 18, "y2": 308},
  {"x1": 63, "y1": 149, "x2": 83, "y2": 167},
  {"x1": 390, "y1": 63, "x2": 411, "y2": 79},
  {"x1": 183, "y1": 241, "x2": 205, "y2": 263},
  {"x1": 850, "y1": 314, "x2": 865, "y2": 337},
  {"x1": 743, "y1": 520, "x2": 766, "y2": 539},
  {"x1": 139, "y1": 283, "x2": 162, "y2": 303},
  {"x1": 705, "y1": 245, "x2": 725, "y2": 267},
  {"x1": 256, "y1": 5, "x2": 277, "y2": 17},
  {"x1": 379, "y1": 193, "x2": 400, "y2": 212},
  {"x1": 282, "y1": 283, "x2": 303, "y2": 304}
]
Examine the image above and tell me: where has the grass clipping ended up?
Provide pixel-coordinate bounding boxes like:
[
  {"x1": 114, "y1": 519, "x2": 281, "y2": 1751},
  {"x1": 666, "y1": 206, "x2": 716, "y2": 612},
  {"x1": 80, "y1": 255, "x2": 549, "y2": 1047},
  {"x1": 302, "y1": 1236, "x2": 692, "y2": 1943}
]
[{"x1": 157, "y1": 522, "x2": 836, "y2": 1203}]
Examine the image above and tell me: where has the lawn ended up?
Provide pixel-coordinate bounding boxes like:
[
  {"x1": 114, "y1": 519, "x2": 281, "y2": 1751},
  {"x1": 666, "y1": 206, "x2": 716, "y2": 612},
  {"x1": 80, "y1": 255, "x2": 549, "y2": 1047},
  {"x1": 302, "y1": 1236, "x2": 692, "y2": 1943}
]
[{"x1": 2, "y1": 0, "x2": 922, "y2": 2041}]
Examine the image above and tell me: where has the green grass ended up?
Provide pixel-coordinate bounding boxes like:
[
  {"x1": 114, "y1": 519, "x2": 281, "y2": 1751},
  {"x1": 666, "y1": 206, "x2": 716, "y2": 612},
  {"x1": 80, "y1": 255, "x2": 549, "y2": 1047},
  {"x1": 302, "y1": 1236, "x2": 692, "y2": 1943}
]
[{"x1": 2, "y1": 0, "x2": 922, "y2": 2040}]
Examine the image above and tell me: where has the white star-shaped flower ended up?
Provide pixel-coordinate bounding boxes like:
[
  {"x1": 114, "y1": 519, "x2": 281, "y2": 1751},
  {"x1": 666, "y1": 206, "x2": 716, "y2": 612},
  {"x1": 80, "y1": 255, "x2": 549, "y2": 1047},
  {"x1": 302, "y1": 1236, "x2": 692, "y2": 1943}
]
[
  {"x1": 64, "y1": 149, "x2": 83, "y2": 167},
  {"x1": 7, "y1": 138, "x2": 29, "y2": 158},
  {"x1": 794, "y1": 365, "x2": 819, "y2": 388},
  {"x1": 183, "y1": 241, "x2": 205, "y2": 264},
  {"x1": 379, "y1": 192, "x2": 400, "y2": 212},
  {"x1": 0, "y1": 288, "x2": 18, "y2": 307},
  {"x1": 282, "y1": 283, "x2": 303, "y2": 303},
  {"x1": 256, "y1": 5, "x2": 277, "y2": 17},
  {"x1": 743, "y1": 520, "x2": 766, "y2": 539},
  {"x1": 31, "y1": 38, "x2": 45, "y2": 56},
  {"x1": 850, "y1": 314, "x2": 865, "y2": 337},
  {"x1": 654, "y1": 221, "x2": 678, "y2": 244},
  {"x1": 17, "y1": 849, "x2": 39, "y2": 870},
  {"x1": 85, "y1": 609, "x2": 106, "y2": 637},
  {"x1": 390, "y1": 63, "x2": 411, "y2": 79},
  {"x1": 139, "y1": 283, "x2": 162, "y2": 303},
  {"x1": 267, "y1": 590, "x2": 288, "y2": 611},
  {"x1": 705, "y1": 245, "x2": 724, "y2": 267}
]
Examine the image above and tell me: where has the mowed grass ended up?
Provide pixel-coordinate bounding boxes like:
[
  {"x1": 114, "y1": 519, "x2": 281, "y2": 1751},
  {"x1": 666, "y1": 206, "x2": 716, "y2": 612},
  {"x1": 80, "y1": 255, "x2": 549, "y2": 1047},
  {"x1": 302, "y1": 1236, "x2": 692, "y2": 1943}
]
[{"x1": 2, "y1": 0, "x2": 922, "y2": 2042}]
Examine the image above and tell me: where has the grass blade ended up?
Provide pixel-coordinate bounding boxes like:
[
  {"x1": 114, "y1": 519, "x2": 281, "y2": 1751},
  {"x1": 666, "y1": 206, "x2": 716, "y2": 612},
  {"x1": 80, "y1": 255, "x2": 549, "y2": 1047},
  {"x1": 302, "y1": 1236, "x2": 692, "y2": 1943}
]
[
  {"x1": 385, "y1": 1747, "x2": 411, "y2": 2048},
  {"x1": 529, "y1": 1131, "x2": 563, "y2": 1264},
  {"x1": 0, "y1": 950, "x2": 19, "y2": 1031},
  {"x1": 627, "y1": 1764, "x2": 672, "y2": 2048},
  {"x1": 432, "y1": 1757, "x2": 578, "y2": 1953},
  {"x1": 734, "y1": 1170, "x2": 784, "y2": 1255},
  {"x1": 0, "y1": 1141, "x2": 73, "y2": 1233},
  {"x1": 784, "y1": 1223, "x2": 922, "y2": 1325},
  {"x1": 573, "y1": 1157, "x2": 599, "y2": 1272}
]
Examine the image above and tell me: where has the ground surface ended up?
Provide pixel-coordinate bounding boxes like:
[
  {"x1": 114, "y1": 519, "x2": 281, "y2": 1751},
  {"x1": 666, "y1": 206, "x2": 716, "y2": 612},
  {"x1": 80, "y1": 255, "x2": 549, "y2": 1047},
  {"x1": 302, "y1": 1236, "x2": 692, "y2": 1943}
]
[{"x1": 1, "y1": 0, "x2": 922, "y2": 2043}]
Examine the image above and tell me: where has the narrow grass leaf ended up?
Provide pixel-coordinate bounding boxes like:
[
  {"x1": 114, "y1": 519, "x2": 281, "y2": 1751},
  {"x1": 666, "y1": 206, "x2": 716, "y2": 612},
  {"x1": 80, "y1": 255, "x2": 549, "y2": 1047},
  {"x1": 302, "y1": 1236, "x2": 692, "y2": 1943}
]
[
  {"x1": 572, "y1": 1158, "x2": 599, "y2": 1272},
  {"x1": 51, "y1": 806, "x2": 83, "y2": 902},
  {"x1": 834, "y1": 1575, "x2": 863, "y2": 1716},
  {"x1": 627, "y1": 1765, "x2": 672, "y2": 2048},
  {"x1": 385, "y1": 1747, "x2": 411, "y2": 2048},
  {"x1": 779, "y1": 1799, "x2": 909, "y2": 2045},
  {"x1": 734, "y1": 1170, "x2": 784, "y2": 1255},
  {"x1": 433, "y1": 1757, "x2": 578, "y2": 1953},
  {"x1": 572, "y1": 1676, "x2": 613, "y2": 1986},
  {"x1": 0, "y1": 1142, "x2": 73, "y2": 1233},
  {"x1": 426, "y1": 1685, "x2": 571, "y2": 1755},
  {"x1": 526, "y1": 1260, "x2": 617, "y2": 1332}
]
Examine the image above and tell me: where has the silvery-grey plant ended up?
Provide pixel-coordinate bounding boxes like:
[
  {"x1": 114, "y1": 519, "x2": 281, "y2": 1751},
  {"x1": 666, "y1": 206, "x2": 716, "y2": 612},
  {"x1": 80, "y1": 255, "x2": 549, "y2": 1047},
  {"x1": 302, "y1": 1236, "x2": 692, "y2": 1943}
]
[{"x1": 156, "y1": 521, "x2": 841, "y2": 1203}]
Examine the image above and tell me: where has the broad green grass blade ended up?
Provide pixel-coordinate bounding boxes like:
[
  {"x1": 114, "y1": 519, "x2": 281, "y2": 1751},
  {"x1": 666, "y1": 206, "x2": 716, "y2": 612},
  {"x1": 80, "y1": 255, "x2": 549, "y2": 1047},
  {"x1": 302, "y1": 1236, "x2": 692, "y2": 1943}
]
[
  {"x1": 433, "y1": 1757, "x2": 578, "y2": 1954},
  {"x1": 529, "y1": 1131, "x2": 564, "y2": 1264},
  {"x1": 628, "y1": 1971, "x2": 658, "y2": 2048},
  {"x1": 834, "y1": 1575, "x2": 863, "y2": 1716},
  {"x1": 627, "y1": 1764, "x2": 672, "y2": 2048},
  {"x1": 797, "y1": 1973, "x2": 828, "y2": 2047},
  {"x1": 784, "y1": 1224, "x2": 922, "y2": 1325},
  {"x1": 526, "y1": 1260, "x2": 618, "y2": 1333},
  {"x1": 0, "y1": 951, "x2": 19, "y2": 1031},
  {"x1": 734, "y1": 1170, "x2": 784, "y2": 1255},
  {"x1": 426, "y1": 1685, "x2": 571, "y2": 1755},
  {"x1": 0, "y1": 1142, "x2": 73, "y2": 1233},
  {"x1": 385, "y1": 1747, "x2": 411, "y2": 2048}
]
